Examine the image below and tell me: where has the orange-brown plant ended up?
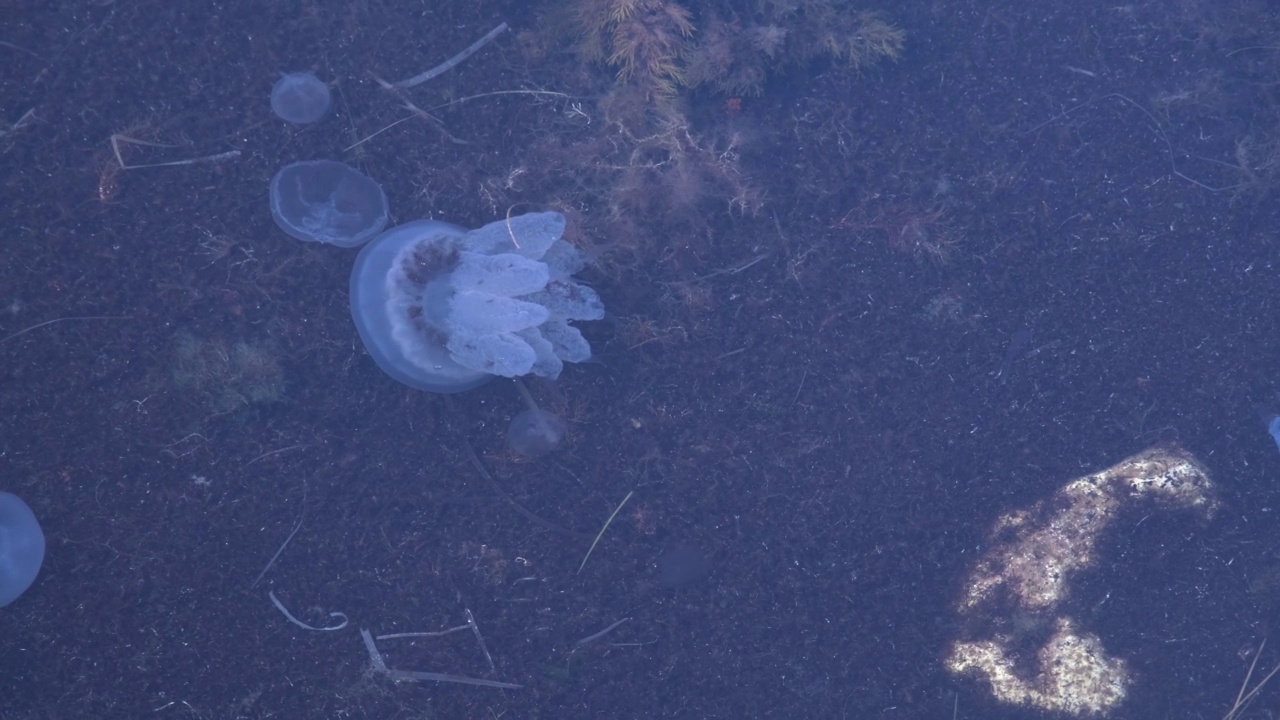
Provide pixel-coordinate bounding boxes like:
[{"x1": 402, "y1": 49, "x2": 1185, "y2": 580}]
[{"x1": 571, "y1": 0, "x2": 695, "y2": 100}]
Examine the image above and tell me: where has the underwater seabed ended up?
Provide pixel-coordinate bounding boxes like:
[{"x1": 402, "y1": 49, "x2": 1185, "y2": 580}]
[
  {"x1": 6, "y1": 0, "x2": 1280, "y2": 716},
  {"x1": 231, "y1": 443, "x2": 1255, "y2": 717}
]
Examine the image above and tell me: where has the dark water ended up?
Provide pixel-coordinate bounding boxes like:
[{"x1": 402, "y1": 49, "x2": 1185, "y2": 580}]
[{"x1": 2, "y1": 0, "x2": 1280, "y2": 718}]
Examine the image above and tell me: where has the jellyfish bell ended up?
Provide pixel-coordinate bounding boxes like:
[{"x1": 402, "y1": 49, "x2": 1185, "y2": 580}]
[
  {"x1": 269, "y1": 160, "x2": 389, "y2": 248},
  {"x1": 507, "y1": 408, "x2": 568, "y2": 458},
  {"x1": 270, "y1": 72, "x2": 332, "y2": 125},
  {"x1": 0, "y1": 491, "x2": 44, "y2": 608}
]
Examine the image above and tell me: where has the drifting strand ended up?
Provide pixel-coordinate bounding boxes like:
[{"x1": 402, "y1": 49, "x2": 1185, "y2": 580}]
[
  {"x1": 577, "y1": 491, "x2": 634, "y2": 576},
  {"x1": 0, "y1": 315, "x2": 129, "y2": 346},
  {"x1": 426, "y1": 89, "x2": 570, "y2": 110},
  {"x1": 345, "y1": 89, "x2": 571, "y2": 151},
  {"x1": 378, "y1": 22, "x2": 509, "y2": 89},
  {"x1": 250, "y1": 479, "x2": 307, "y2": 589},
  {"x1": 244, "y1": 444, "x2": 306, "y2": 468},
  {"x1": 575, "y1": 617, "x2": 631, "y2": 647}
]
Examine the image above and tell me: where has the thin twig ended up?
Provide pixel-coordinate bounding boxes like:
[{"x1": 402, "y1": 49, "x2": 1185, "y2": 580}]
[
  {"x1": 343, "y1": 100, "x2": 469, "y2": 148},
  {"x1": 2, "y1": 108, "x2": 35, "y2": 137},
  {"x1": 377, "y1": 22, "x2": 510, "y2": 89},
  {"x1": 360, "y1": 628, "x2": 522, "y2": 689},
  {"x1": 111, "y1": 134, "x2": 240, "y2": 170},
  {"x1": 399, "y1": 100, "x2": 468, "y2": 144},
  {"x1": 0, "y1": 315, "x2": 129, "y2": 345},
  {"x1": 268, "y1": 591, "x2": 348, "y2": 631},
  {"x1": 574, "y1": 617, "x2": 631, "y2": 647},
  {"x1": 345, "y1": 89, "x2": 570, "y2": 151},
  {"x1": 377, "y1": 625, "x2": 471, "y2": 641},
  {"x1": 362, "y1": 628, "x2": 389, "y2": 673},
  {"x1": 344, "y1": 115, "x2": 417, "y2": 151},
  {"x1": 425, "y1": 89, "x2": 571, "y2": 111},
  {"x1": 1232, "y1": 642, "x2": 1264, "y2": 715},
  {"x1": 0, "y1": 40, "x2": 44, "y2": 62},
  {"x1": 244, "y1": 444, "x2": 306, "y2": 467},
  {"x1": 386, "y1": 669, "x2": 522, "y2": 689},
  {"x1": 577, "y1": 491, "x2": 634, "y2": 576},
  {"x1": 661, "y1": 252, "x2": 771, "y2": 286},
  {"x1": 466, "y1": 608, "x2": 496, "y2": 673},
  {"x1": 1224, "y1": 639, "x2": 1280, "y2": 720},
  {"x1": 250, "y1": 479, "x2": 307, "y2": 588}
]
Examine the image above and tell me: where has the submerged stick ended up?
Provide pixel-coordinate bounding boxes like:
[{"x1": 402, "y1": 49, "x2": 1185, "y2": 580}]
[
  {"x1": 576, "y1": 491, "x2": 634, "y2": 576},
  {"x1": 378, "y1": 22, "x2": 510, "y2": 89},
  {"x1": 361, "y1": 628, "x2": 389, "y2": 673},
  {"x1": 111, "y1": 134, "x2": 239, "y2": 169},
  {"x1": 1225, "y1": 639, "x2": 1280, "y2": 720},
  {"x1": 466, "y1": 608, "x2": 497, "y2": 673},
  {"x1": 360, "y1": 628, "x2": 522, "y2": 689}
]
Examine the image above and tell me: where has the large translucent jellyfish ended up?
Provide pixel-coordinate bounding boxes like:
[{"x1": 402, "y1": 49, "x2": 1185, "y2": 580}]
[{"x1": 349, "y1": 211, "x2": 604, "y2": 393}]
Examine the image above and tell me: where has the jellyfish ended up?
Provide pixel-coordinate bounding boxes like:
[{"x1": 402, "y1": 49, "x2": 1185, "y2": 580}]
[
  {"x1": 270, "y1": 72, "x2": 332, "y2": 124},
  {"x1": 1256, "y1": 398, "x2": 1280, "y2": 454},
  {"x1": 0, "y1": 491, "x2": 45, "y2": 607},
  {"x1": 349, "y1": 211, "x2": 604, "y2": 393},
  {"x1": 269, "y1": 160, "x2": 389, "y2": 248},
  {"x1": 507, "y1": 379, "x2": 567, "y2": 458}
]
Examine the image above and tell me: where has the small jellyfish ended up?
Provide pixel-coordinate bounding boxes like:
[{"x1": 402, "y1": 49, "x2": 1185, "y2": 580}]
[
  {"x1": 270, "y1": 72, "x2": 332, "y2": 124},
  {"x1": 0, "y1": 491, "x2": 45, "y2": 607},
  {"x1": 506, "y1": 379, "x2": 567, "y2": 458},
  {"x1": 269, "y1": 160, "x2": 389, "y2": 247},
  {"x1": 1256, "y1": 398, "x2": 1280, "y2": 454},
  {"x1": 507, "y1": 408, "x2": 568, "y2": 458}
]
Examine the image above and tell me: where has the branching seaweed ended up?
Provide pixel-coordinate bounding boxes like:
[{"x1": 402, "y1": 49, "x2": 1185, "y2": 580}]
[
  {"x1": 564, "y1": 0, "x2": 903, "y2": 97},
  {"x1": 573, "y1": 0, "x2": 695, "y2": 99}
]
